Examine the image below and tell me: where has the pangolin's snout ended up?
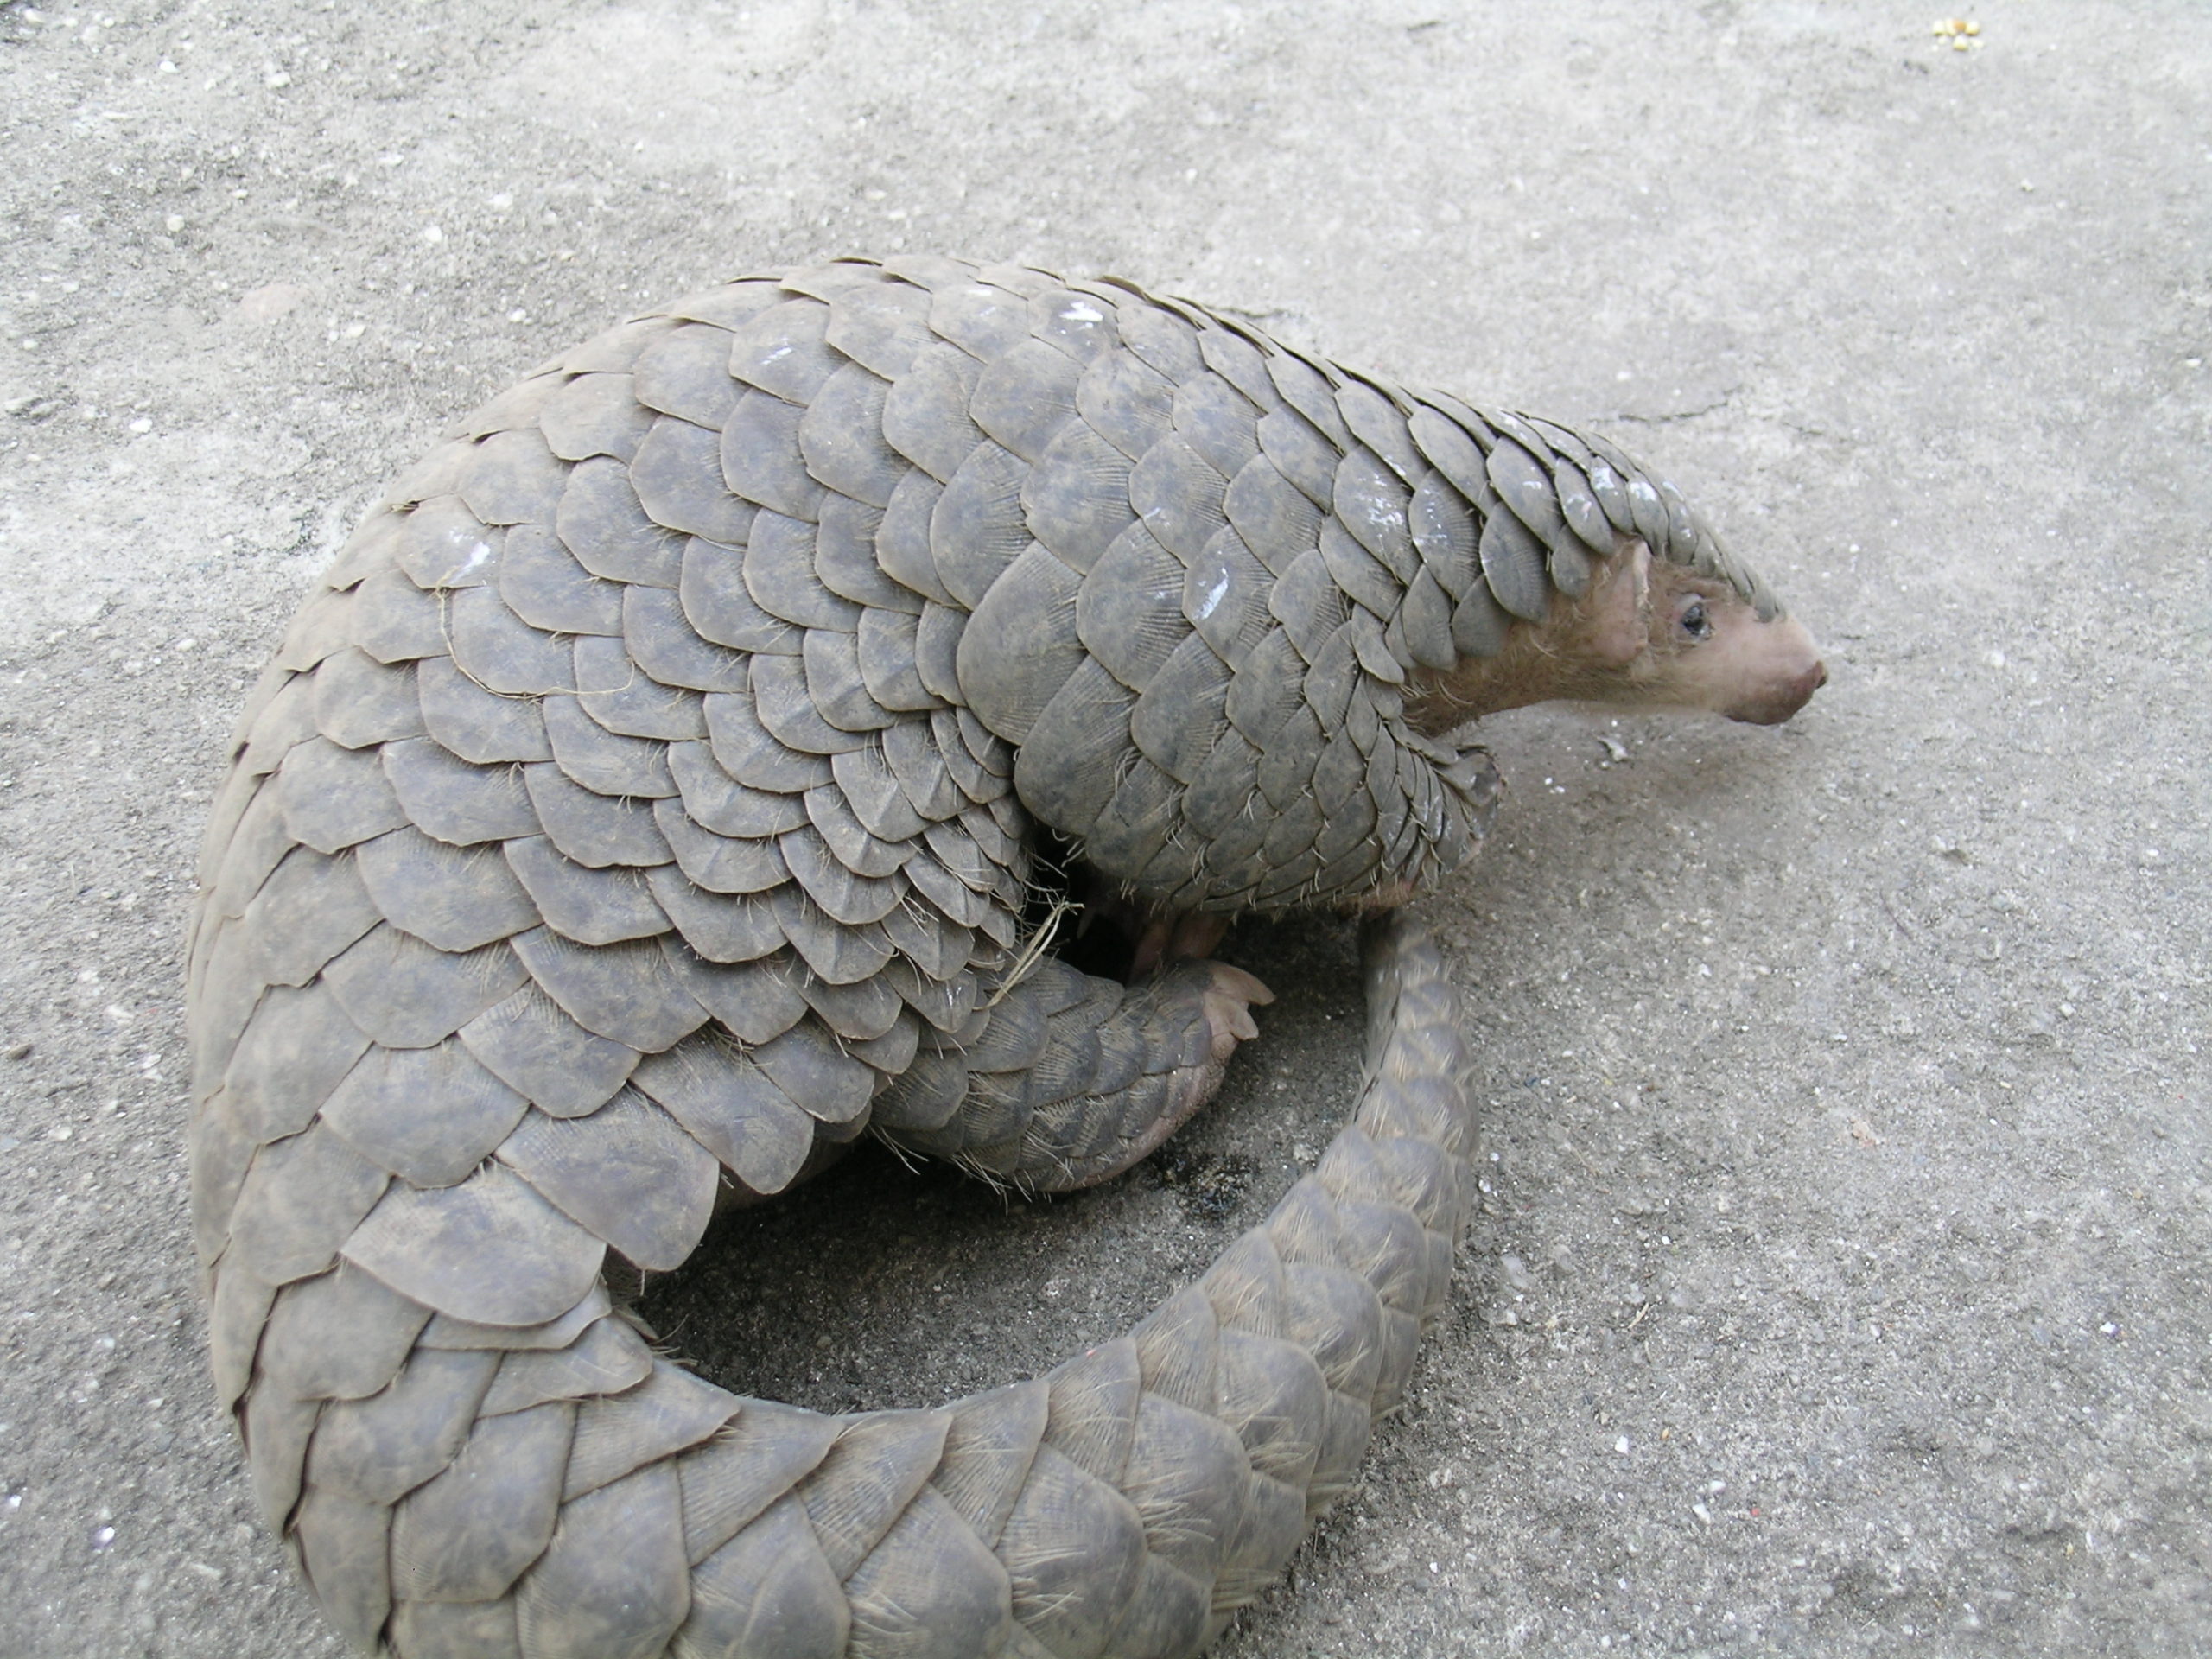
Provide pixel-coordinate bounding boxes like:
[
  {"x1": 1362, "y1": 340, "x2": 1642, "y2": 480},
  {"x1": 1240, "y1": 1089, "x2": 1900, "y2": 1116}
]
[{"x1": 1726, "y1": 656, "x2": 1827, "y2": 725}]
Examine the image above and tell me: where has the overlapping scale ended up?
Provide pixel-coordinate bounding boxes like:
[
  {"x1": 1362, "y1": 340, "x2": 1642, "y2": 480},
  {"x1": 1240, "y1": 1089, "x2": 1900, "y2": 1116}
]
[{"x1": 189, "y1": 257, "x2": 1788, "y2": 1659}]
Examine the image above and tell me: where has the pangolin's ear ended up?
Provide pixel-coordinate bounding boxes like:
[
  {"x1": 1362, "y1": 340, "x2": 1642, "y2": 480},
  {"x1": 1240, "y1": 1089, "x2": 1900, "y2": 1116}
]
[{"x1": 1586, "y1": 540, "x2": 1652, "y2": 667}]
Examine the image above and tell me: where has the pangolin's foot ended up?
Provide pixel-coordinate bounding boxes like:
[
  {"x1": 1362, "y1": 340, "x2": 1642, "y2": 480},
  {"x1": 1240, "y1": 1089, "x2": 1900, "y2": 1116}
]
[{"x1": 1086, "y1": 957, "x2": 1274, "y2": 1179}]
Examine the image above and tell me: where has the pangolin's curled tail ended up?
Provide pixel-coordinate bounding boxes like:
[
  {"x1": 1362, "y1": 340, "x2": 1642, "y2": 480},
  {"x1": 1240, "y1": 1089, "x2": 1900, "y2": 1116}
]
[{"x1": 223, "y1": 915, "x2": 1471, "y2": 1658}]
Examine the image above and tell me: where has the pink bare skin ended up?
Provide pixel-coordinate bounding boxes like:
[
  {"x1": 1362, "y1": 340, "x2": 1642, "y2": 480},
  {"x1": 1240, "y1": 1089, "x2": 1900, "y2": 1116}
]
[{"x1": 1405, "y1": 537, "x2": 1828, "y2": 731}]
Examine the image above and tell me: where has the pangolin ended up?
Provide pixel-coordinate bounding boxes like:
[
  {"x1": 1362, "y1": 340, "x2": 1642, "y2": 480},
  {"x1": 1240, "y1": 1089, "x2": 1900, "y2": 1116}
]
[{"x1": 186, "y1": 255, "x2": 1824, "y2": 1659}]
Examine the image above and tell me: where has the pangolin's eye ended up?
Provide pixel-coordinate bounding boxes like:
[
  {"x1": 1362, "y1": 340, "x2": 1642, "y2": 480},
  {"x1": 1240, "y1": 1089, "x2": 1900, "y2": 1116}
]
[{"x1": 1680, "y1": 600, "x2": 1712, "y2": 640}]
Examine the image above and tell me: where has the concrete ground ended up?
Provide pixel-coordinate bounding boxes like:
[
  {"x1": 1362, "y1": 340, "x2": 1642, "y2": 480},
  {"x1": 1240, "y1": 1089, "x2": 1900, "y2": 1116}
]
[{"x1": 2, "y1": 1, "x2": 2207, "y2": 1654}]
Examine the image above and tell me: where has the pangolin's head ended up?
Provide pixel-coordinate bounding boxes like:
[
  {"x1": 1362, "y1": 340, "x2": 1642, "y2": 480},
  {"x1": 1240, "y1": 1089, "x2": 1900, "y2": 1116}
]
[
  {"x1": 1407, "y1": 532, "x2": 1826, "y2": 728},
  {"x1": 1611, "y1": 542, "x2": 1827, "y2": 725},
  {"x1": 1402, "y1": 394, "x2": 1829, "y2": 741}
]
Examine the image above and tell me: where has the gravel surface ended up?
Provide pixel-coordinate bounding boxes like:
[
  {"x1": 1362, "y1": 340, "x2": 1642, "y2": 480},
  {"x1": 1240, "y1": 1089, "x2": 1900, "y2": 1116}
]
[{"x1": 2, "y1": 2, "x2": 2207, "y2": 1655}]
